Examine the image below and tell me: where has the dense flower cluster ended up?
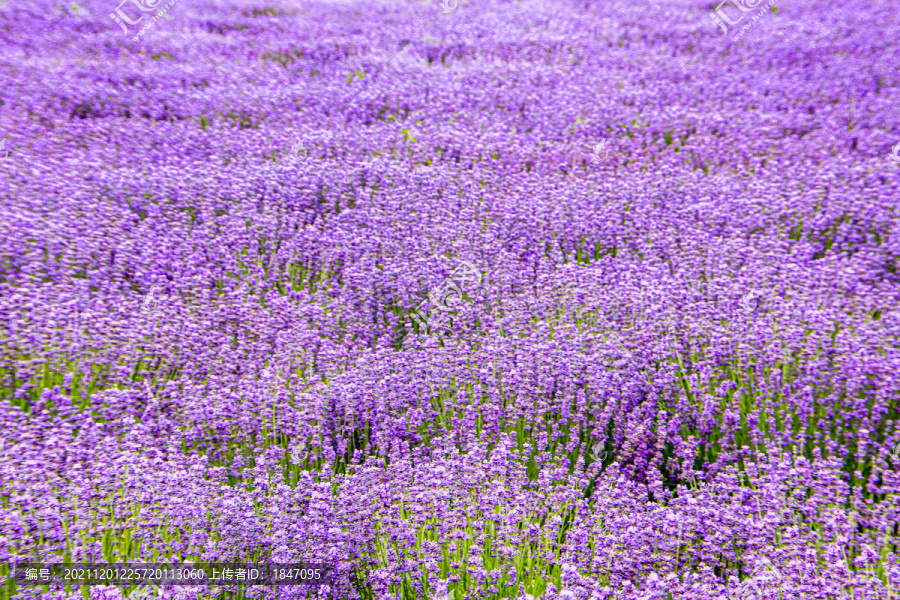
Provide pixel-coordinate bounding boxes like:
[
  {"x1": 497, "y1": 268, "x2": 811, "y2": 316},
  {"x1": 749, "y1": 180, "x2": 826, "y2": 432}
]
[{"x1": 1, "y1": 0, "x2": 900, "y2": 598}]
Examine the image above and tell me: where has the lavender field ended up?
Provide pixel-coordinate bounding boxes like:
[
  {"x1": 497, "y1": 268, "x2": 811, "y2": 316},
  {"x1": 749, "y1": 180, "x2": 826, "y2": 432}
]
[{"x1": 1, "y1": 0, "x2": 900, "y2": 598}]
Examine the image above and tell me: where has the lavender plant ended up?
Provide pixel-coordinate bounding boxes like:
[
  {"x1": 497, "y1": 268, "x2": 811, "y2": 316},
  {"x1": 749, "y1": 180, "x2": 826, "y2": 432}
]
[{"x1": 0, "y1": 0, "x2": 899, "y2": 599}]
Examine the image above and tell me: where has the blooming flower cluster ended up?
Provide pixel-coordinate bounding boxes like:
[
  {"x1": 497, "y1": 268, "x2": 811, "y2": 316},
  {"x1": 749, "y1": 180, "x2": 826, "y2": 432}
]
[{"x1": 1, "y1": 0, "x2": 900, "y2": 599}]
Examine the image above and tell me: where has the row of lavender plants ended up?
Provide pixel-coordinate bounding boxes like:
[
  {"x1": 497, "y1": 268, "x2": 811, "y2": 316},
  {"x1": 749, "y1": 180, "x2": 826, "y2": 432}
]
[{"x1": 1, "y1": 0, "x2": 900, "y2": 598}]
